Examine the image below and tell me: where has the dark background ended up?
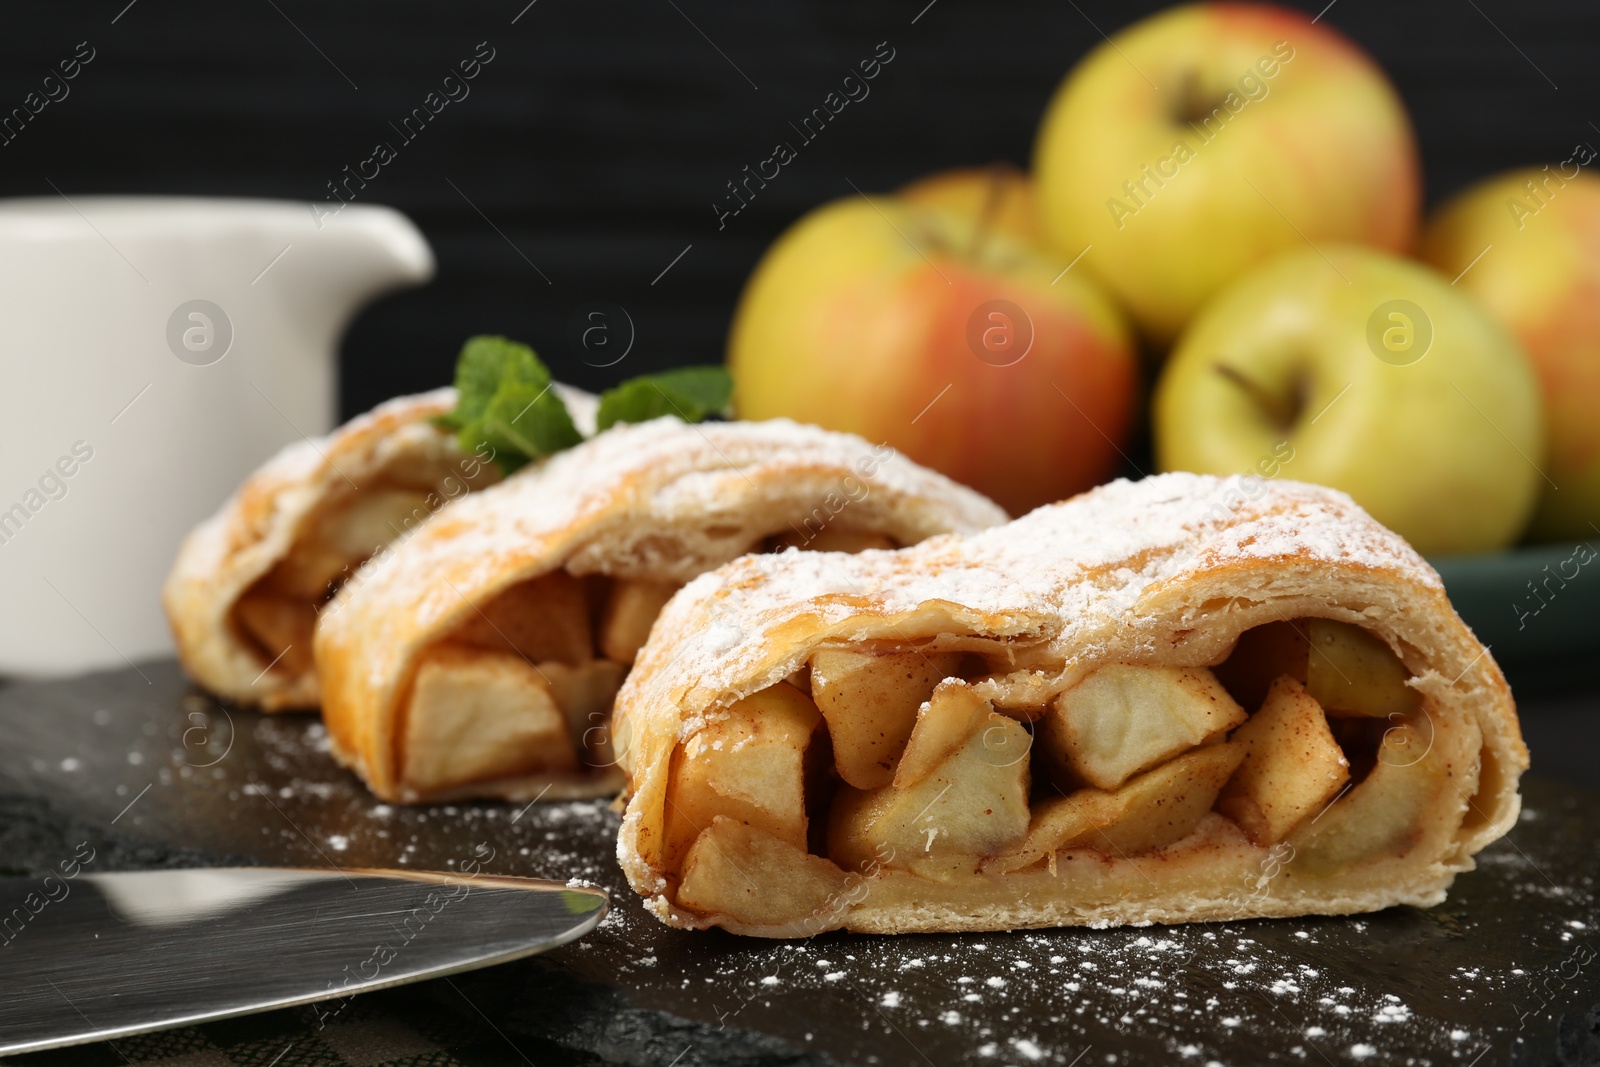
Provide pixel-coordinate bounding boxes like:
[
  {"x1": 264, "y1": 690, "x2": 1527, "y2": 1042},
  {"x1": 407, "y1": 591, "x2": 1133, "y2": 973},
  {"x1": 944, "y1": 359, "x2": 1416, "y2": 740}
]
[
  {"x1": 0, "y1": 0, "x2": 1594, "y2": 417},
  {"x1": 0, "y1": 0, "x2": 1595, "y2": 784}
]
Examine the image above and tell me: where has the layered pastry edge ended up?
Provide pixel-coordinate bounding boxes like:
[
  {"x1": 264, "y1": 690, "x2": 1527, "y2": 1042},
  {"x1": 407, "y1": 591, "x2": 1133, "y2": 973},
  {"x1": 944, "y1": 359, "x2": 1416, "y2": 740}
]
[
  {"x1": 312, "y1": 417, "x2": 1009, "y2": 803},
  {"x1": 163, "y1": 388, "x2": 469, "y2": 711},
  {"x1": 613, "y1": 473, "x2": 1526, "y2": 937}
]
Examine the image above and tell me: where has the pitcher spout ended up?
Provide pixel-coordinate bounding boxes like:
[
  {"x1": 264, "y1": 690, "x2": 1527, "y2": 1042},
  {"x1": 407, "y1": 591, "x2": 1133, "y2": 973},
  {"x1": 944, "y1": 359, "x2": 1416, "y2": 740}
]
[{"x1": 294, "y1": 202, "x2": 435, "y2": 311}]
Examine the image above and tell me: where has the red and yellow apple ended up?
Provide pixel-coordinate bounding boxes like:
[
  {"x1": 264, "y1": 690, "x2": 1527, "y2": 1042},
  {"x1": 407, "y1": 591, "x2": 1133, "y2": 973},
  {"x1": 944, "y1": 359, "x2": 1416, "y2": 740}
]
[
  {"x1": 1033, "y1": 3, "x2": 1420, "y2": 343},
  {"x1": 898, "y1": 165, "x2": 1047, "y2": 251},
  {"x1": 727, "y1": 192, "x2": 1138, "y2": 516},
  {"x1": 1153, "y1": 245, "x2": 1544, "y2": 555},
  {"x1": 1421, "y1": 166, "x2": 1600, "y2": 540}
]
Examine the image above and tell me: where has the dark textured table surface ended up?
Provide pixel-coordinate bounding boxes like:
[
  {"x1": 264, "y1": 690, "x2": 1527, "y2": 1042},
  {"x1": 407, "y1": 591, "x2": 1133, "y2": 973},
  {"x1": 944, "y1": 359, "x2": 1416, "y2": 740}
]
[{"x1": 1, "y1": 661, "x2": 1598, "y2": 1067}]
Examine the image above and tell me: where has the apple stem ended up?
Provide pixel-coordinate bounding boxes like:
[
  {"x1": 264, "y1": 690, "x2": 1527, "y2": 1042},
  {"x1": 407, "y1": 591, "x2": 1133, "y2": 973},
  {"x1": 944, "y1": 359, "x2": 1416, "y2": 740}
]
[
  {"x1": 1214, "y1": 363, "x2": 1299, "y2": 431},
  {"x1": 1173, "y1": 68, "x2": 1221, "y2": 126},
  {"x1": 967, "y1": 163, "x2": 1011, "y2": 262}
]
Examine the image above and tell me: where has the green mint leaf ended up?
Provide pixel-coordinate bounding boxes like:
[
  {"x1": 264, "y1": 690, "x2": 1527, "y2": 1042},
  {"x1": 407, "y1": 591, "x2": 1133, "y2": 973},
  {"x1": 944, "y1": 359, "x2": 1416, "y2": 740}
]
[
  {"x1": 440, "y1": 335, "x2": 573, "y2": 473},
  {"x1": 595, "y1": 366, "x2": 733, "y2": 431},
  {"x1": 443, "y1": 335, "x2": 552, "y2": 430},
  {"x1": 476, "y1": 380, "x2": 583, "y2": 474}
]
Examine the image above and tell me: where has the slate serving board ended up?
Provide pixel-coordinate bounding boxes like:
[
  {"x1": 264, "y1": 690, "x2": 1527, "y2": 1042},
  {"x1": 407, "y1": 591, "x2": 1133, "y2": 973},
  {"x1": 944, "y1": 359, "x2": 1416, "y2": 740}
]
[{"x1": 1, "y1": 662, "x2": 1597, "y2": 1067}]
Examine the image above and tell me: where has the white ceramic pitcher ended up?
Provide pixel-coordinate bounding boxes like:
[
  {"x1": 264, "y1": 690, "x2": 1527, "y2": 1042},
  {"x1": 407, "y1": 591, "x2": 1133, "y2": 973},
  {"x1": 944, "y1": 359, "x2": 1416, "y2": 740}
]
[{"x1": 0, "y1": 197, "x2": 434, "y2": 676}]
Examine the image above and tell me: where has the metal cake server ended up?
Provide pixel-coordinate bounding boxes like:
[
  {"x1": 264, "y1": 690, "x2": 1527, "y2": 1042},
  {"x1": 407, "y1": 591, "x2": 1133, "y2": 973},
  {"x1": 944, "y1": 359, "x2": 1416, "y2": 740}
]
[{"x1": 0, "y1": 866, "x2": 607, "y2": 1055}]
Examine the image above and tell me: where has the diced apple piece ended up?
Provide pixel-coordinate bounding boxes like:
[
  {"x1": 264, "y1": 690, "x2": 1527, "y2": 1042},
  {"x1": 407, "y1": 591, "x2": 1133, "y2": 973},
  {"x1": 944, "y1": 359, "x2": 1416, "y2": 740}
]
[
  {"x1": 1042, "y1": 664, "x2": 1247, "y2": 791},
  {"x1": 538, "y1": 659, "x2": 626, "y2": 766},
  {"x1": 1288, "y1": 717, "x2": 1452, "y2": 875},
  {"x1": 597, "y1": 579, "x2": 679, "y2": 663},
  {"x1": 829, "y1": 710, "x2": 1030, "y2": 878},
  {"x1": 453, "y1": 570, "x2": 593, "y2": 664},
  {"x1": 320, "y1": 487, "x2": 433, "y2": 559},
  {"x1": 262, "y1": 541, "x2": 353, "y2": 601},
  {"x1": 986, "y1": 742, "x2": 1243, "y2": 873},
  {"x1": 772, "y1": 528, "x2": 897, "y2": 553},
  {"x1": 893, "y1": 678, "x2": 993, "y2": 789},
  {"x1": 402, "y1": 646, "x2": 577, "y2": 792},
  {"x1": 1086, "y1": 740, "x2": 1243, "y2": 855},
  {"x1": 1212, "y1": 621, "x2": 1310, "y2": 712},
  {"x1": 234, "y1": 589, "x2": 318, "y2": 675},
  {"x1": 264, "y1": 489, "x2": 434, "y2": 602},
  {"x1": 662, "y1": 683, "x2": 822, "y2": 872},
  {"x1": 677, "y1": 816, "x2": 852, "y2": 928},
  {"x1": 1215, "y1": 676, "x2": 1349, "y2": 845},
  {"x1": 809, "y1": 649, "x2": 963, "y2": 789},
  {"x1": 1305, "y1": 619, "x2": 1420, "y2": 718}
]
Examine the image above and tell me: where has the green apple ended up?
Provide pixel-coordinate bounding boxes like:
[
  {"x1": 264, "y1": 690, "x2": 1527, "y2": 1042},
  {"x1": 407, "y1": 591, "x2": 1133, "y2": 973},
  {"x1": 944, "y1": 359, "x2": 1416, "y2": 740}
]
[
  {"x1": 728, "y1": 193, "x2": 1138, "y2": 516},
  {"x1": 1153, "y1": 245, "x2": 1544, "y2": 554},
  {"x1": 1033, "y1": 3, "x2": 1420, "y2": 343},
  {"x1": 1421, "y1": 166, "x2": 1600, "y2": 540}
]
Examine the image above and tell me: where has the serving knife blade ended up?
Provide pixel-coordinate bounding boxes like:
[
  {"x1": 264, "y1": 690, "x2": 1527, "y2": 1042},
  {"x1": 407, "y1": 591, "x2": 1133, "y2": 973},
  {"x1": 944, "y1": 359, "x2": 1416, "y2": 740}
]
[{"x1": 0, "y1": 866, "x2": 607, "y2": 1055}]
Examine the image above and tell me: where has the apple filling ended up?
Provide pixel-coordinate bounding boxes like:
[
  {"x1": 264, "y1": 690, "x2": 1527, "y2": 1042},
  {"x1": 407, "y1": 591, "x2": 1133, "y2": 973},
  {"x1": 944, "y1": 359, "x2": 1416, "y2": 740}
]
[
  {"x1": 393, "y1": 527, "x2": 903, "y2": 796},
  {"x1": 233, "y1": 469, "x2": 496, "y2": 677},
  {"x1": 652, "y1": 617, "x2": 1469, "y2": 929}
]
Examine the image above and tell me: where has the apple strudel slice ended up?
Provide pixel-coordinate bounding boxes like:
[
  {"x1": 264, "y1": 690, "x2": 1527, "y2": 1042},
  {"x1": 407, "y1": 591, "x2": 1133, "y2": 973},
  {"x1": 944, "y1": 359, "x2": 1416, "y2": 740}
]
[
  {"x1": 164, "y1": 386, "x2": 598, "y2": 711},
  {"x1": 613, "y1": 472, "x2": 1527, "y2": 937},
  {"x1": 314, "y1": 417, "x2": 1008, "y2": 803}
]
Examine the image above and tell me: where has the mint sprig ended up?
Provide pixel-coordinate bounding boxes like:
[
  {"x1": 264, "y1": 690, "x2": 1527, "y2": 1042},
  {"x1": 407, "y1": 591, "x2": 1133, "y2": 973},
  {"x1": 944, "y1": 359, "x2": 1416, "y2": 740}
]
[
  {"x1": 595, "y1": 365, "x2": 732, "y2": 431},
  {"x1": 438, "y1": 335, "x2": 579, "y2": 474},
  {"x1": 438, "y1": 335, "x2": 733, "y2": 474}
]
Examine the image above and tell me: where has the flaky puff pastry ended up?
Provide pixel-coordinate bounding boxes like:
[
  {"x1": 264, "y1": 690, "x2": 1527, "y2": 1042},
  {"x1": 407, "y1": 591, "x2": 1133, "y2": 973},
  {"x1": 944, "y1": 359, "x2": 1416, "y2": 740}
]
[
  {"x1": 163, "y1": 386, "x2": 597, "y2": 711},
  {"x1": 614, "y1": 473, "x2": 1526, "y2": 937},
  {"x1": 314, "y1": 417, "x2": 1008, "y2": 803}
]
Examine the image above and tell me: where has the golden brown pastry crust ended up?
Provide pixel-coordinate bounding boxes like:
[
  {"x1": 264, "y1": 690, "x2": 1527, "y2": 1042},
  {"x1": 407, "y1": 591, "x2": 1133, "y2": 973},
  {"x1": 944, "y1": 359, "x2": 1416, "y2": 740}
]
[
  {"x1": 163, "y1": 389, "x2": 464, "y2": 711},
  {"x1": 315, "y1": 417, "x2": 1009, "y2": 802},
  {"x1": 163, "y1": 385, "x2": 601, "y2": 712},
  {"x1": 613, "y1": 473, "x2": 1527, "y2": 936}
]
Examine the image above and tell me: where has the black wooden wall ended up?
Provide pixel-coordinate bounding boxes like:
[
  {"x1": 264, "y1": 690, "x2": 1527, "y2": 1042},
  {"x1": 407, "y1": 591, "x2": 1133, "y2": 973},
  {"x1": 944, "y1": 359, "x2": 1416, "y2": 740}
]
[{"x1": 1, "y1": 0, "x2": 1594, "y2": 418}]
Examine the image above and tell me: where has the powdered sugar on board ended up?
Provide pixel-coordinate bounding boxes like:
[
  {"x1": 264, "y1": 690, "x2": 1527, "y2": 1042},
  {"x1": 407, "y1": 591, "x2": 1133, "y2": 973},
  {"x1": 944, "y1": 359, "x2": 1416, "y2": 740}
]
[
  {"x1": 553, "y1": 792, "x2": 1594, "y2": 1067},
  {"x1": 9, "y1": 663, "x2": 1594, "y2": 1066}
]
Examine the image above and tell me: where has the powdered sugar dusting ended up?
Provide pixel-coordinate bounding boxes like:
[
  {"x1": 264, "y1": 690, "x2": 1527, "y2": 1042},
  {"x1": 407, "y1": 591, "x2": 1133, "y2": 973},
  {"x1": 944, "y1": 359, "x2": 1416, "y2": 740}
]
[
  {"x1": 318, "y1": 416, "x2": 1007, "y2": 784},
  {"x1": 640, "y1": 916, "x2": 1523, "y2": 1063},
  {"x1": 339, "y1": 418, "x2": 1002, "y2": 627},
  {"x1": 626, "y1": 472, "x2": 1440, "y2": 724}
]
